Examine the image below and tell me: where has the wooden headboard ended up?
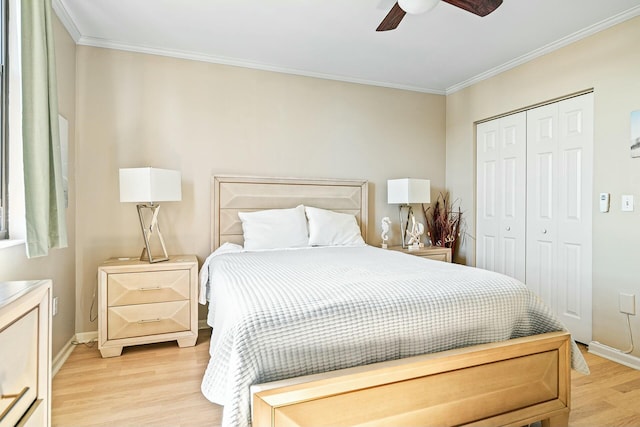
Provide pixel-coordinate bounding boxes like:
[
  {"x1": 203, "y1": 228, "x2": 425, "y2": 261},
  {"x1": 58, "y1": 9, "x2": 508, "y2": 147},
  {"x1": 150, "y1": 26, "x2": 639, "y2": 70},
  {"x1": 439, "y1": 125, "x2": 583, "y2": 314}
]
[{"x1": 211, "y1": 176, "x2": 369, "y2": 251}]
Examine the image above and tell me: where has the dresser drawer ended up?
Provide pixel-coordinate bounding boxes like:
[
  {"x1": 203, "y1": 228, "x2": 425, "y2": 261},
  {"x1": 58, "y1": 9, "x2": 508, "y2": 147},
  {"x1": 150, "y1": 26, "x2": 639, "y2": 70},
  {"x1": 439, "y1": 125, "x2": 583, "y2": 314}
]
[
  {"x1": 0, "y1": 308, "x2": 39, "y2": 426},
  {"x1": 0, "y1": 281, "x2": 50, "y2": 426},
  {"x1": 107, "y1": 270, "x2": 190, "y2": 306},
  {"x1": 16, "y1": 399, "x2": 45, "y2": 427},
  {"x1": 107, "y1": 300, "x2": 190, "y2": 340}
]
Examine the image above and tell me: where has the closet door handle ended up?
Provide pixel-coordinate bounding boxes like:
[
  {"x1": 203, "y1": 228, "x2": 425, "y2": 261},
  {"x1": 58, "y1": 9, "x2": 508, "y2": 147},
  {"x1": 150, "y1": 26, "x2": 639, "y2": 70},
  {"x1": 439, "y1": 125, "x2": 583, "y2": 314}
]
[
  {"x1": 542, "y1": 229, "x2": 547, "y2": 234},
  {"x1": 505, "y1": 226, "x2": 511, "y2": 231}
]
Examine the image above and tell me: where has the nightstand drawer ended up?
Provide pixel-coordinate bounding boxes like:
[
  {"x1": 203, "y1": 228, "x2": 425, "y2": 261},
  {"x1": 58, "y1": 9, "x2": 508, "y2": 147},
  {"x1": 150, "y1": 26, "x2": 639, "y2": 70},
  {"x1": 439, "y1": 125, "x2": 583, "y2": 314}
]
[
  {"x1": 419, "y1": 253, "x2": 449, "y2": 262},
  {"x1": 388, "y1": 246, "x2": 452, "y2": 262},
  {"x1": 107, "y1": 270, "x2": 190, "y2": 306},
  {"x1": 107, "y1": 300, "x2": 190, "y2": 340}
]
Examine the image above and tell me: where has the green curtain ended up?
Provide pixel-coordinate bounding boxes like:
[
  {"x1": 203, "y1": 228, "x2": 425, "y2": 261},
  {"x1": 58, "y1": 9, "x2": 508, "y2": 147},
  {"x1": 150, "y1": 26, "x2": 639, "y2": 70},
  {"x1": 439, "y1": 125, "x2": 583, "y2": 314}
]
[{"x1": 21, "y1": 0, "x2": 67, "y2": 257}]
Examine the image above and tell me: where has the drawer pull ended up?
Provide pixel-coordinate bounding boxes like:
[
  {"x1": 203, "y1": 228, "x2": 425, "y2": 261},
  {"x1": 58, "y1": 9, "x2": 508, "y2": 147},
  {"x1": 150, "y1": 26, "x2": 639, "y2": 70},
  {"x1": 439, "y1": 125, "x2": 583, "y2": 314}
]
[
  {"x1": 0, "y1": 386, "x2": 30, "y2": 422},
  {"x1": 137, "y1": 318, "x2": 161, "y2": 324},
  {"x1": 138, "y1": 286, "x2": 162, "y2": 291}
]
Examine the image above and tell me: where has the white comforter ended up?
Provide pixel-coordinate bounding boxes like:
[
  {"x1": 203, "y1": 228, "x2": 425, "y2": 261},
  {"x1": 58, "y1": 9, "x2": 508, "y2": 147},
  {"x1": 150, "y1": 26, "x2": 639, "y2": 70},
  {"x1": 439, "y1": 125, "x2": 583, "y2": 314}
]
[{"x1": 199, "y1": 245, "x2": 588, "y2": 427}]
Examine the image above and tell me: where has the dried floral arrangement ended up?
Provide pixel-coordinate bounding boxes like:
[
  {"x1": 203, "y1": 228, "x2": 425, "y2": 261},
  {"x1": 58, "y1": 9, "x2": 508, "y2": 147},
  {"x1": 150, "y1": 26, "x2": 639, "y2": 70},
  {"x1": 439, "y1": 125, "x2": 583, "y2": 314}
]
[{"x1": 422, "y1": 193, "x2": 464, "y2": 259}]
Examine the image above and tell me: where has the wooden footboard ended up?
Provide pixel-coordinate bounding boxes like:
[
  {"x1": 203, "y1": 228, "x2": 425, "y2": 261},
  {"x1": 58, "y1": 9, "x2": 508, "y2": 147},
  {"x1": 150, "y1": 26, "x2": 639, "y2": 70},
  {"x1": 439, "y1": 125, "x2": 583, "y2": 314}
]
[{"x1": 252, "y1": 332, "x2": 571, "y2": 427}]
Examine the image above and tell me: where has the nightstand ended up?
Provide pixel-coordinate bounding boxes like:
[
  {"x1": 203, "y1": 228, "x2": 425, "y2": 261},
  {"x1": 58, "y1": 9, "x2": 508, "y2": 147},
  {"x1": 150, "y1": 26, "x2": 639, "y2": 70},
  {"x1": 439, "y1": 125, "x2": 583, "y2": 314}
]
[
  {"x1": 389, "y1": 246, "x2": 452, "y2": 262},
  {"x1": 97, "y1": 255, "x2": 198, "y2": 358}
]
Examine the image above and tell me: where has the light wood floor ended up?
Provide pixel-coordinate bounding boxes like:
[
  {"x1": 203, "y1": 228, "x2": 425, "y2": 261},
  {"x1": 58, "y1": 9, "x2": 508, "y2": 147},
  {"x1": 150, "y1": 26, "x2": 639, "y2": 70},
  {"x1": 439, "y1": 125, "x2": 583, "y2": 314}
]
[
  {"x1": 52, "y1": 331, "x2": 640, "y2": 426},
  {"x1": 52, "y1": 330, "x2": 222, "y2": 426},
  {"x1": 570, "y1": 344, "x2": 640, "y2": 426}
]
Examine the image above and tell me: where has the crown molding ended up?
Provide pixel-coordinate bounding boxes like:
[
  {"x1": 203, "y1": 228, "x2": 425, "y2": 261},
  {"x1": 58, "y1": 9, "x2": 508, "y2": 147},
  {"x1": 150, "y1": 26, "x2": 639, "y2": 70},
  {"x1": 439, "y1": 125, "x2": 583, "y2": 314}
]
[
  {"x1": 52, "y1": 1, "x2": 640, "y2": 97},
  {"x1": 52, "y1": 0, "x2": 81, "y2": 42},
  {"x1": 446, "y1": 5, "x2": 640, "y2": 95},
  {"x1": 75, "y1": 36, "x2": 445, "y2": 95}
]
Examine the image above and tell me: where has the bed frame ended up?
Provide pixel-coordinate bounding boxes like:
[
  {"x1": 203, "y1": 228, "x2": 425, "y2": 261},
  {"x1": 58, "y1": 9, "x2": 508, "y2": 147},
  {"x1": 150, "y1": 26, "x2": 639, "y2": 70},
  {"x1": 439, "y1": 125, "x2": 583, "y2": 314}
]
[
  {"x1": 211, "y1": 175, "x2": 368, "y2": 249},
  {"x1": 210, "y1": 175, "x2": 571, "y2": 427}
]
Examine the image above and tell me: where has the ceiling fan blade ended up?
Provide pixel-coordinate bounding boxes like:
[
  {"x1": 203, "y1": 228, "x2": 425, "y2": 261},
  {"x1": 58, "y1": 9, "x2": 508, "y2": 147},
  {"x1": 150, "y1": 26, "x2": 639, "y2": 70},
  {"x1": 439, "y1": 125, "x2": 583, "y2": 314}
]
[
  {"x1": 442, "y1": 0, "x2": 503, "y2": 17},
  {"x1": 376, "y1": 2, "x2": 407, "y2": 31}
]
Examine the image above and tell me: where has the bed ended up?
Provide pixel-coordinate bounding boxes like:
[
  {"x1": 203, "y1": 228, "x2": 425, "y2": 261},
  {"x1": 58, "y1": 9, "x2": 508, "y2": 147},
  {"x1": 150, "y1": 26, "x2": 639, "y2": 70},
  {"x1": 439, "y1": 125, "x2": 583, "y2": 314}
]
[{"x1": 199, "y1": 175, "x2": 588, "y2": 427}]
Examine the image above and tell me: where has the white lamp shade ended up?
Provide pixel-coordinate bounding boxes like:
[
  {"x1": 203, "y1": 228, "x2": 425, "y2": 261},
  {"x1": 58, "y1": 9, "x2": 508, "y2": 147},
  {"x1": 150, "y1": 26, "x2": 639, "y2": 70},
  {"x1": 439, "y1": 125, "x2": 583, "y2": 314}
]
[
  {"x1": 387, "y1": 178, "x2": 431, "y2": 204},
  {"x1": 398, "y1": 0, "x2": 440, "y2": 15},
  {"x1": 119, "y1": 167, "x2": 182, "y2": 203}
]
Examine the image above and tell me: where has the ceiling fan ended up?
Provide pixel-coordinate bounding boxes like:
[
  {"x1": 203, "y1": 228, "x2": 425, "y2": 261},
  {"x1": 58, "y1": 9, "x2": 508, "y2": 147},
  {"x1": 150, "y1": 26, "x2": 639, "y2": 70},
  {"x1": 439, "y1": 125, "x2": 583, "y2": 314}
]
[{"x1": 377, "y1": 0, "x2": 503, "y2": 31}]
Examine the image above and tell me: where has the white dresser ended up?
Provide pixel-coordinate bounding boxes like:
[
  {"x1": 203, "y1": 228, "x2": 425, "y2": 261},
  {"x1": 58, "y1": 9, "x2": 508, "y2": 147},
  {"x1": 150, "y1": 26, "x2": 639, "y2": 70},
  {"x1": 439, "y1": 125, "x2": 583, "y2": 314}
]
[{"x1": 0, "y1": 280, "x2": 51, "y2": 427}]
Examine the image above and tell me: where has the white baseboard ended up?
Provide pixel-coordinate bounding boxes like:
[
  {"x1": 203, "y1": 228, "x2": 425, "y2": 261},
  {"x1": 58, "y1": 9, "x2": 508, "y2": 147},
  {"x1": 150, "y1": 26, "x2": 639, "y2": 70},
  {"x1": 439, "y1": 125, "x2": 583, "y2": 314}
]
[
  {"x1": 588, "y1": 341, "x2": 640, "y2": 370},
  {"x1": 52, "y1": 336, "x2": 75, "y2": 378},
  {"x1": 52, "y1": 331, "x2": 98, "y2": 377},
  {"x1": 75, "y1": 330, "x2": 98, "y2": 344}
]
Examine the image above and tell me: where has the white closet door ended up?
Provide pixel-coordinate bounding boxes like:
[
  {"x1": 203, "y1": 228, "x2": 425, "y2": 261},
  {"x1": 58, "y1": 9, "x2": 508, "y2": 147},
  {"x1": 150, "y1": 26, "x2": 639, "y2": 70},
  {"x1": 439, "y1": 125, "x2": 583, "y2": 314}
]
[
  {"x1": 476, "y1": 119, "x2": 500, "y2": 273},
  {"x1": 526, "y1": 103, "x2": 559, "y2": 307},
  {"x1": 557, "y1": 94, "x2": 593, "y2": 343},
  {"x1": 526, "y1": 93, "x2": 593, "y2": 344},
  {"x1": 476, "y1": 112, "x2": 526, "y2": 283}
]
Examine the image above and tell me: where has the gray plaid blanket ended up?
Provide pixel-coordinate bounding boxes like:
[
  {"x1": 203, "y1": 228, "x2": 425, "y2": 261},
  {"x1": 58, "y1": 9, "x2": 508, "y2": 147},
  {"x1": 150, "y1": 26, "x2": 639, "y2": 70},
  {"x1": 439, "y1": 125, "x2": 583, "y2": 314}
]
[{"x1": 199, "y1": 245, "x2": 588, "y2": 427}]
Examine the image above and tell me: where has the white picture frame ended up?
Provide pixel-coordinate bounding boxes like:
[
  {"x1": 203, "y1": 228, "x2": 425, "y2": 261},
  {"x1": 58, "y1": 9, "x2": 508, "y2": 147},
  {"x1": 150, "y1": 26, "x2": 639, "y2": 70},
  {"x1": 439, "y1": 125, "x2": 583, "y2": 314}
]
[{"x1": 631, "y1": 110, "x2": 640, "y2": 158}]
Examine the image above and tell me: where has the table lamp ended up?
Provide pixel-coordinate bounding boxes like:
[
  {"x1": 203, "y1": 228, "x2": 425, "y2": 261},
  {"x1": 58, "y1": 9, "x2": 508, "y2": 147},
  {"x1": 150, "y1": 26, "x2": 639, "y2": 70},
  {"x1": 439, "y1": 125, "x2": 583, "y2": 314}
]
[
  {"x1": 387, "y1": 178, "x2": 430, "y2": 249},
  {"x1": 119, "y1": 167, "x2": 181, "y2": 263}
]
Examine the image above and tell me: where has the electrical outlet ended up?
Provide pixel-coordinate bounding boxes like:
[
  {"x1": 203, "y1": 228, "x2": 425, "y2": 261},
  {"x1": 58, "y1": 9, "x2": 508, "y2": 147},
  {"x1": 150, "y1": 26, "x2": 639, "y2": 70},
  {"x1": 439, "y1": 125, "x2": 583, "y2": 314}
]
[
  {"x1": 619, "y1": 293, "x2": 636, "y2": 315},
  {"x1": 53, "y1": 296, "x2": 59, "y2": 316}
]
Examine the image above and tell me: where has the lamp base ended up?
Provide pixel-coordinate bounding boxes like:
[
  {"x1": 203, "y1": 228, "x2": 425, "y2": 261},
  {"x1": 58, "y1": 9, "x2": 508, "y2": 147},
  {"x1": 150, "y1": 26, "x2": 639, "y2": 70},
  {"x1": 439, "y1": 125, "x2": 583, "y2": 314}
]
[
  {"x1": 398, "y1": 204, "x2": 413, "y2": 249},
  {"x1": 139, "y1": 247, "x2": 169, "y2": 263},
  {"x1": 137, "y1": 203, "x2": 170, "y2": 263}
]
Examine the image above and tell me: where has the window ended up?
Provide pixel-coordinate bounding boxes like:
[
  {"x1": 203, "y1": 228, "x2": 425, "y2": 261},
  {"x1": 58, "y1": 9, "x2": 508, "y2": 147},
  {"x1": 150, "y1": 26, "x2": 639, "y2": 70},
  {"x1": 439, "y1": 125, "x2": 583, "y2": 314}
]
[{"x1": 0, "y1": 0, "x2": 6, "y2": 239}]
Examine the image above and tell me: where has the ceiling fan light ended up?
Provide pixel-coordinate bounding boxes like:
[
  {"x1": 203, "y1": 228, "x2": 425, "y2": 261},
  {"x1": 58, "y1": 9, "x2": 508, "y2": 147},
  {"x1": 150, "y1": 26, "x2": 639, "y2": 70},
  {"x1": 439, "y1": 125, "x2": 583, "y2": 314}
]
[{"x1": 398, "y1": 0, "x2": 440, "y2": 15}]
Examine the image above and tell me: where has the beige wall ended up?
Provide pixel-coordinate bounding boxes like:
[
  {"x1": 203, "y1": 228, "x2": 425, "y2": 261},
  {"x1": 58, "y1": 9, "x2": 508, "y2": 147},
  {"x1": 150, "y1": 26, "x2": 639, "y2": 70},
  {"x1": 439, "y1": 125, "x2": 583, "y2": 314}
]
[
  {"x1": 0, "y1": 15, "x2": 77, "y2": 357},
  {"x1": 446, "y1": 16, "x2": 640, "y2": 355},
  {"x1": 74, "y1": 46, "x2": 446, "y2": 333}
]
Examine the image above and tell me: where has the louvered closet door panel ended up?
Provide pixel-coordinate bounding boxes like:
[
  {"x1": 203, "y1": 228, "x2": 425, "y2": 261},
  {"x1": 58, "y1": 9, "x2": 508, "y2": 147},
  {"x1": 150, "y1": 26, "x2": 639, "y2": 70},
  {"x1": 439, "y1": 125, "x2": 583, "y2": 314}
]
[
  {"x1": 526, "y1": 104, "x2": 559, "y2": 308},
  {"x1": 476, "y1": 113, "x2": 526, "y2": 282}
]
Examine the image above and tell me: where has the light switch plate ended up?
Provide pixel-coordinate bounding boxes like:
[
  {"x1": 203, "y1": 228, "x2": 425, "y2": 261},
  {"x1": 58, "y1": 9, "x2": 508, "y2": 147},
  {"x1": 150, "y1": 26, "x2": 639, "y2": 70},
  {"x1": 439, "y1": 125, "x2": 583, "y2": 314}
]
[{"x1": 622, "y1": 195, "x2": 634, "y2": 212}]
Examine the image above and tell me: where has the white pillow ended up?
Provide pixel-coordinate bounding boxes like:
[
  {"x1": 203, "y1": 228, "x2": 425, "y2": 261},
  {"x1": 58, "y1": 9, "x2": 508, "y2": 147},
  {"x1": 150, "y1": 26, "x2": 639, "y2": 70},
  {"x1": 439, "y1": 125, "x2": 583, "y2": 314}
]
[
  {"x1": 238, "y1": 205, "x2": 309, "y2": 250},
  {"x1": 305, "y1": 206, "x2": 366, "y2": 247}
]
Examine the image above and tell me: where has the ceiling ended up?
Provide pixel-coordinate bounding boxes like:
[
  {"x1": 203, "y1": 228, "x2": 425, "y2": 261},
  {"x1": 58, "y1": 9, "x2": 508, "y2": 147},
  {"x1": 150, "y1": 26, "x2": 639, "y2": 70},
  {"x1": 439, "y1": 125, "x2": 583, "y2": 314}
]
[{"x1": 53, "y1": 0, "x2": 640, "y2": 95}]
